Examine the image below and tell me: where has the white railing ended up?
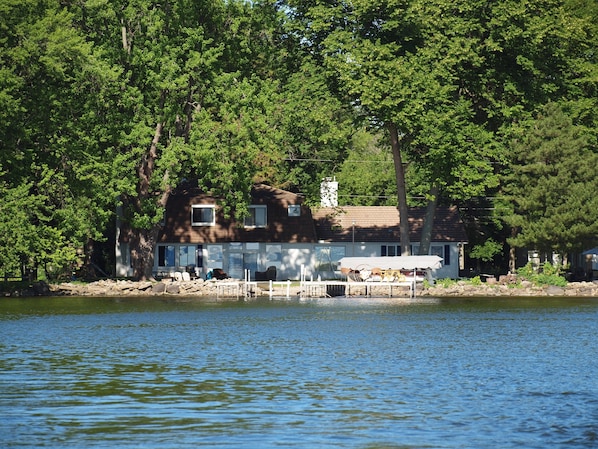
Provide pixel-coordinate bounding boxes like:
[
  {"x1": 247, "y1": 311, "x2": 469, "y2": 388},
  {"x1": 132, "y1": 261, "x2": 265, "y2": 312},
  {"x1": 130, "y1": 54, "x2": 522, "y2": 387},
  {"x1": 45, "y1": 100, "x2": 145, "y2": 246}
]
[{"x1": 267, "y1": 280, "x2": 292, "y2": 299}]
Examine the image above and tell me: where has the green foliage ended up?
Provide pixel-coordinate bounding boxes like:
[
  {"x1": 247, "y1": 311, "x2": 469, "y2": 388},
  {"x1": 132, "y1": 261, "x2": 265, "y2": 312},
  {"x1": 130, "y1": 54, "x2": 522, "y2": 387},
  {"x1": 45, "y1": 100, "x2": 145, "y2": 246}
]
[
  {"x1": 336, "y1": 131, "x2": 397, "y2": 206},
  {"x1": 517, "y1": 262, "x2": 568, "y2": 287},
  {"x1": 273, "y1": 59, "x2": 356, "y2": 202},
  {"x1": 470, "y1": 239, "x2": 503, "y2": 263},
  {"x1": 436, "y1": 278, "x2": 458, "y2": 288},
  {"x1": 503, "y1": 103, "x2": 598, "y2": 255},
  {"x1": 0, "y1": 0, "x2": 120, "y2": 277},
  {"x1": 469, "y1": 276, "x2": 483, "y2": 286},
  {"x1": 1, "y1": 0, "x2": 597, "y2": 280}
]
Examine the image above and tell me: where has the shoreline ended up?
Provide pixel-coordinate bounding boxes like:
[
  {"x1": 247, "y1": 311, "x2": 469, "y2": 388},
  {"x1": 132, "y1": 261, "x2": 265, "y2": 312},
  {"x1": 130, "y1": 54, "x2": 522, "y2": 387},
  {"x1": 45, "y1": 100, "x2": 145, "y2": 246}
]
[{"x1": 3, "y1": 278, "x2": 598, "y2": 298}]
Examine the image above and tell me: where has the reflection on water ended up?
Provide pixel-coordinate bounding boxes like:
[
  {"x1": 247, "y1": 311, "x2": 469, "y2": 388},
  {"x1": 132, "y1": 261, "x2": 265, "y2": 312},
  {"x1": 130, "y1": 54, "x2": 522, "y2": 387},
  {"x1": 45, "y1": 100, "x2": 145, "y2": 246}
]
[{"x1": 1, "y1": 296, "x2": 598, "y2": 448}]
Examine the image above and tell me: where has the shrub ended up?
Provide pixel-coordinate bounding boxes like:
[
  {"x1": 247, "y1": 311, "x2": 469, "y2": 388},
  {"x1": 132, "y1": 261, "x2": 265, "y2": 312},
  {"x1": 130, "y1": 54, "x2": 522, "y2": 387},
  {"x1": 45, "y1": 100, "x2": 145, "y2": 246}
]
[
  {"x1": 469, "y1": 276, "x2": 482, "y2": 286},
  {"x1": 516, "y1": 262, "x2": 568, "y2": 287},
  {"x1": 436, "y1": 278, "x2": 457, "y2": 288}
]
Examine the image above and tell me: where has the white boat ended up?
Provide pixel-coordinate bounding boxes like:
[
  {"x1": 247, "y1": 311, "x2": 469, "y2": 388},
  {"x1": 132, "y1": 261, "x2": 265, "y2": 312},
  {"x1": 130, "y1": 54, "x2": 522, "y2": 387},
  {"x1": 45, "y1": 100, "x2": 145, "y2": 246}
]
[{"x1": 338, "y1": 255, "x2": 443, "y2": 283}]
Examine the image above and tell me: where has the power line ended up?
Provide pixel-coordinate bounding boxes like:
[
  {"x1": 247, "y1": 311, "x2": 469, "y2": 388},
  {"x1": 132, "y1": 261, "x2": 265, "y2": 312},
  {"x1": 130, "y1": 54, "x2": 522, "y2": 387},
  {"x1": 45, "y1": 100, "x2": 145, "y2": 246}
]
[{"x1": 285, "y1": 158, "x2": 393, "y2": 163}]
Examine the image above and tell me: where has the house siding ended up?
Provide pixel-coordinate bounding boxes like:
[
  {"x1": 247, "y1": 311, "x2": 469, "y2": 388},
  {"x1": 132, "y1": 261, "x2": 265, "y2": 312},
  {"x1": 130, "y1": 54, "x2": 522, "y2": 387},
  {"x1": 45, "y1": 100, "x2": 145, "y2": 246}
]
[{"x1": 141, "y1": 241, "x2": 461, "y2": 281}]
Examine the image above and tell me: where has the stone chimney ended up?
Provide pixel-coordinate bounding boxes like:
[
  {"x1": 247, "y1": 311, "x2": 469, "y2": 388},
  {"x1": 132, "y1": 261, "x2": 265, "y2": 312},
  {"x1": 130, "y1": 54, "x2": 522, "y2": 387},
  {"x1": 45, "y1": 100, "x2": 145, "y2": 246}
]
[{"x1": 320, "y1": 177, "x2": 338, "y2": 207}]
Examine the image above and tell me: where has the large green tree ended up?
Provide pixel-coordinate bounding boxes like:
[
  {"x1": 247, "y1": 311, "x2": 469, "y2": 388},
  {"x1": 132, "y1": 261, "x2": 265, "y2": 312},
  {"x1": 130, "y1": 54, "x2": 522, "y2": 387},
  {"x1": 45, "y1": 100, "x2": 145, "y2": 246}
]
[
  {"x1": 79, "y1": 0, "x2": 293, "y2": 279},
  {"x1": 273, "y1": 59, "x2": 356, "y2": 201},
  {"x1": 285, "y1": 0, "x2": 595, "y2": 257},
  {"x1": 76, "y1": 0, "x2": 354, "y2": 279},
  {"x1": 502, "y1": 103, "x2": 598, "y2": 263},
  {"x1": 1, "y1": 0, "x2": 356, "y2": 280},
  {"x1": 0, "y1": 0, "x2": 120, "y2": 279}
]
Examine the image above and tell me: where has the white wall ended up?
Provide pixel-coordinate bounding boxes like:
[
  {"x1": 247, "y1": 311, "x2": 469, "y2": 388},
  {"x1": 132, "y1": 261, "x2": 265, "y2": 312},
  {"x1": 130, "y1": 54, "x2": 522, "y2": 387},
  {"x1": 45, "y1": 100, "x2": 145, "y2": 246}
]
[{"x1": 149, "y1": 241, "x2": 462, "y2": 281}]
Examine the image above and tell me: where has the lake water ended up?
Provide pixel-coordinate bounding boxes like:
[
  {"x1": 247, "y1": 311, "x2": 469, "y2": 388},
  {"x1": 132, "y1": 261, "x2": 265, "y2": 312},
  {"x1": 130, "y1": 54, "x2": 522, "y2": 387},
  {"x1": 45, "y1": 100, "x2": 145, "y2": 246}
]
[{"x1": 1, "y1": 296, "x2": 597, "y2": 449}]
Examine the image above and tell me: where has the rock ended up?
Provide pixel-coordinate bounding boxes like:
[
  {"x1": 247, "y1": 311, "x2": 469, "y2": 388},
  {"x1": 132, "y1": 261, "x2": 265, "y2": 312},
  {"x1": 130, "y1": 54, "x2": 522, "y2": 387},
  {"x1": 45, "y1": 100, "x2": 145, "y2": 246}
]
[
  {"x1": 32, "y1": 281, "x2": 50, "y2": 296},
  {"x1": 165, "y1": 283, "x2": 180, "y2": 294},
  {"x1": 3, "y1": 276, "x2": 596, "y2": 298},
  {"x1": 136, "y1": 281, "x2": 153, "y2": 291},
  {"x1": 545, "y1": 285, "x2": 566, "y2": 296},
  {"x1": 152, "y1": 282, "x2": 166, "y2": 294}
]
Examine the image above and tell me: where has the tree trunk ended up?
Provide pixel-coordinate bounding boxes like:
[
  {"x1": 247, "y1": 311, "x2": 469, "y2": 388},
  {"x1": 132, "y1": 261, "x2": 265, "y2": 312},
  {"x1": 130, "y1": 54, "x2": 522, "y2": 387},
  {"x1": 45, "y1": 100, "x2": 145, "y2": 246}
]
[
  {"x1": 128, "y1": 117, "x2": 169, "y2": 281},
  {"x1": 509, "y1": 227, "x2": 517, "y2": 273},
  {"x1": 418, "y1": 184, "x2": 439, "y2": 255},
  {"x1": 130, "y1": 226, "x2": 160, "y2": 281},
  {"x1": 388, "y1": 122, "x2": 411, "y2": 256}
]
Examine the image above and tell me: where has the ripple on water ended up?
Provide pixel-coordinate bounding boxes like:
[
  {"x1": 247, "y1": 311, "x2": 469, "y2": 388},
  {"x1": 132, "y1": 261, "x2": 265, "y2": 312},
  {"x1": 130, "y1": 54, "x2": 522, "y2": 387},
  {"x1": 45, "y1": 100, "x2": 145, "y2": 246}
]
[{"x1": 1, "y1": 296, "x2": 597, "y2": 448}]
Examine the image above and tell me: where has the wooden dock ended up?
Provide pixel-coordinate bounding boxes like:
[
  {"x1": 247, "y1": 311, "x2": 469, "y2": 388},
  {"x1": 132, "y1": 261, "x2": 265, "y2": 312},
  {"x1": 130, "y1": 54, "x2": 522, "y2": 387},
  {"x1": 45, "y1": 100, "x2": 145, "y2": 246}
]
[{"x1": 299, "y1": 279, "x2": 416, "y2": 298}]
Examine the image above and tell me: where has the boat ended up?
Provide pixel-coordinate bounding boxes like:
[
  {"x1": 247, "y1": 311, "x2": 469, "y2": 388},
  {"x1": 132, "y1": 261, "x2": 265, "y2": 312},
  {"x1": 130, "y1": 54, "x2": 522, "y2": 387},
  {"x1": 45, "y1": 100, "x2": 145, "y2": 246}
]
[{"x1": 337, "y1": 255, "x2": 443, "y2": 283}]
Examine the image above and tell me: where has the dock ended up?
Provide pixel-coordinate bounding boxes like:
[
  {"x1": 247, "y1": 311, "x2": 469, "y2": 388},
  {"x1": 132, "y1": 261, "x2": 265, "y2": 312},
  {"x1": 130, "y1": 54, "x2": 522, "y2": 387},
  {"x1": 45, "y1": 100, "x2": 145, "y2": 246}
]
[{"x1": 299, "y1": 279, "x2": 416, "y2": 298}]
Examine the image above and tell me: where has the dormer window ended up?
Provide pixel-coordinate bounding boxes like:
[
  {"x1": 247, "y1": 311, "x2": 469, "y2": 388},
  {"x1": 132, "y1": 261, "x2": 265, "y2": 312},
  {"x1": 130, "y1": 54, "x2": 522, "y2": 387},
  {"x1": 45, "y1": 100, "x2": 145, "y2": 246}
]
[
  {"x1": 191, "y1": 205, "x2": 215, "y2": 226},
  {"x1": 244, "y1": 205, "x2": 267, "y2": 228}
]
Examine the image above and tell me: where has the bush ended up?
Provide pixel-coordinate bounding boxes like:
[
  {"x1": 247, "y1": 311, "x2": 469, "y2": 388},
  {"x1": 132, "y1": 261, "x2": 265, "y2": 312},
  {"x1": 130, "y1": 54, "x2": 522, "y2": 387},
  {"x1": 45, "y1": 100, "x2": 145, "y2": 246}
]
[
  {"x1": 469, "y1": 276, "x2": 482, "y2": 286},
  {"x1": 517, "y1": 262, "x2": 568, "y2": 287},
  {"x1": 436, "y1": 278, "x2": 457, "y2": 288}
]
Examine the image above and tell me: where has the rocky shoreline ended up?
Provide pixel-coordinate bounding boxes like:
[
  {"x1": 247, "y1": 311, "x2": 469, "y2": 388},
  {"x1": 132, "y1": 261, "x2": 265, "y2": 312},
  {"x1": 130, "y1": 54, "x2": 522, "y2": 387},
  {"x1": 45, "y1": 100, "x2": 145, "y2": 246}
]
[{"x1": 4, "y1": 277, "x2": 598, "y2": 298}]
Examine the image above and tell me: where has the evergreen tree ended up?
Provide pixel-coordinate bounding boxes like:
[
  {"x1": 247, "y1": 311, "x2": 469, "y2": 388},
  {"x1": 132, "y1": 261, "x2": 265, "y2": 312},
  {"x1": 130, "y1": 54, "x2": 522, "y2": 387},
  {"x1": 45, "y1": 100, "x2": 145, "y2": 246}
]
[{"x1": 503, "y1": 103, "x2": 598, "y2": 260}]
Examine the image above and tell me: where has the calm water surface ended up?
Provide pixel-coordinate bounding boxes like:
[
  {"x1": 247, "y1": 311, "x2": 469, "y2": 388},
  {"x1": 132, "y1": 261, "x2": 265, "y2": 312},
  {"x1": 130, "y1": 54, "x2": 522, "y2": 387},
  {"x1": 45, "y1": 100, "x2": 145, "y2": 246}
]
[{"x1": 1, "y1": 296, "x2": 597, "y2": 448}]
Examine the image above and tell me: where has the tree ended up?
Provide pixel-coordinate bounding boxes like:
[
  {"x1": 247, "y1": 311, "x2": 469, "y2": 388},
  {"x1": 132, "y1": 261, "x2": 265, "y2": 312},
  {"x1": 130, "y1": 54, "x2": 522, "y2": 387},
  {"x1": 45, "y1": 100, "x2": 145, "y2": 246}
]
[
  {"x1": 273, "y1": 59, "x2": 356, "y2": 201},
  {"x1": 282, "y1": 0, "x2": 505, "y2": 255},
  {"x1": 284, "y1": 0, "x2": 596, "y2": 260},
  {"x1": 469, "y1": 238, "x2": 503, "y2": 274},
  {"x1": 0, "y1": 0, "x2": 120, "y2": 279},
  {"x1": 77, "y1": 0, "x2": 351, "y2": 279},
  {"x1": 336, "y1": 130, "x2": 397, "y2": 206},
  {"x1": 502, "y1": 103, "x2": 598, "y2": 262}
]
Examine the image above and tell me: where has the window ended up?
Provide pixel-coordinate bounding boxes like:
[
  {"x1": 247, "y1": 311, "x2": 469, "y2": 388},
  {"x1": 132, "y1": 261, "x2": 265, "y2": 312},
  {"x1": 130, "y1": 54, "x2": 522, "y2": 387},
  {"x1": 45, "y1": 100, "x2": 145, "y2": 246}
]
[
  {"x1": 315, "y1": 246, "x2": 346, "y2": 273},
  {"x1": 158, "y1": 245, "x2": 175, "y2": 267},
  {"x1": 444, "y1": 245, "x2": 451, "y2": 265},
  {"x1": 244, "y1": 205, "x2": 267, "y2": 228},
  {"x1": 179, "y1": 245, "x2": 196, "y2": 267},
  {"x1": 431, "y1": 245, "x2": 443, "y2": 259},
  {"x1": 191, "y1": 205, "x2": 215, "y2": 226},
  {"x1": 288, "y1": 205, "x2": 301, "y2": 217},
  {"x1": 381, "y1": 245, "x2": 400, "y2": 256}
]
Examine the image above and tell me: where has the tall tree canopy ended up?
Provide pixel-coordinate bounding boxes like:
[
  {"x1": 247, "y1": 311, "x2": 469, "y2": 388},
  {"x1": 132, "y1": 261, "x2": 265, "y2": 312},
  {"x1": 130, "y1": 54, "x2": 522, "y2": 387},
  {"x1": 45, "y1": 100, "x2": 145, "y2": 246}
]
[
  {"x1": 502, "y1": 103, "x2": 598, "y2": 260},
  {"x1": 1, "y1": 0, "x2": 356, "y2": 280},
  {"x1": 0, "y1": 0, "x2": 120, "y2": 279},
  {"x1": 284, "y1": 0, "x2": 596, "y2": 255},
  {"x1": 1, "y1": 0, "x2": 597, "y2": 281},
  {"x1": 77, "y1": 0, "x2": 298, "y2": 279}
]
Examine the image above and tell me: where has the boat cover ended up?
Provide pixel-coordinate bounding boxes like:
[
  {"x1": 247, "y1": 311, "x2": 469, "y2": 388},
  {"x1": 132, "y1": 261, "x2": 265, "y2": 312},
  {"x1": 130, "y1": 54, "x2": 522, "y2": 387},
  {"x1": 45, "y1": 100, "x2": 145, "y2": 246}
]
[{"x1": 338, "y1": 255, "x2": 443, "y2": 271}]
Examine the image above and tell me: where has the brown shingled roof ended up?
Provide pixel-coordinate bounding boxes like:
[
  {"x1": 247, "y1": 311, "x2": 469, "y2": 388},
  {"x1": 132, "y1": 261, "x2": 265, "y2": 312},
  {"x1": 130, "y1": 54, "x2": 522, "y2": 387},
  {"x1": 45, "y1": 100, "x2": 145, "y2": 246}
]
[
  {"x1": 157, "y1": 183, "x2": 317, "y2": 244},
  {"x1": 312, "y1": 206, "x2": 468, "y2": 243}
]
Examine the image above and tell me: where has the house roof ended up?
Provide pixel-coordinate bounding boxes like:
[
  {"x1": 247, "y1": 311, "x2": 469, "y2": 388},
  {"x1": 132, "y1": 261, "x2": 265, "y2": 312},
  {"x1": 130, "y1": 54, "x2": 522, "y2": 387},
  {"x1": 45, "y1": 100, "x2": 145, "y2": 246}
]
[
  {"x1": 158, "y1": 183, "x2": 318, "y2": 244},
  {"x1": 154, "y1": 183, "x2": 468, "y2": 245},
  {"x1": 312, "y1": 206, "x2": 468, "y2": 243}
]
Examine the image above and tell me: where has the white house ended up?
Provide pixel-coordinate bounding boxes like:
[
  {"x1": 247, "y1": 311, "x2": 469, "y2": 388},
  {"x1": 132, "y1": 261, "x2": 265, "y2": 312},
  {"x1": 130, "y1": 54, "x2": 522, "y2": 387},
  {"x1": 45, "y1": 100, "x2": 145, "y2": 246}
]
[{"x1": 116, "y1": 183, "x2": 468, "y2": 280}]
